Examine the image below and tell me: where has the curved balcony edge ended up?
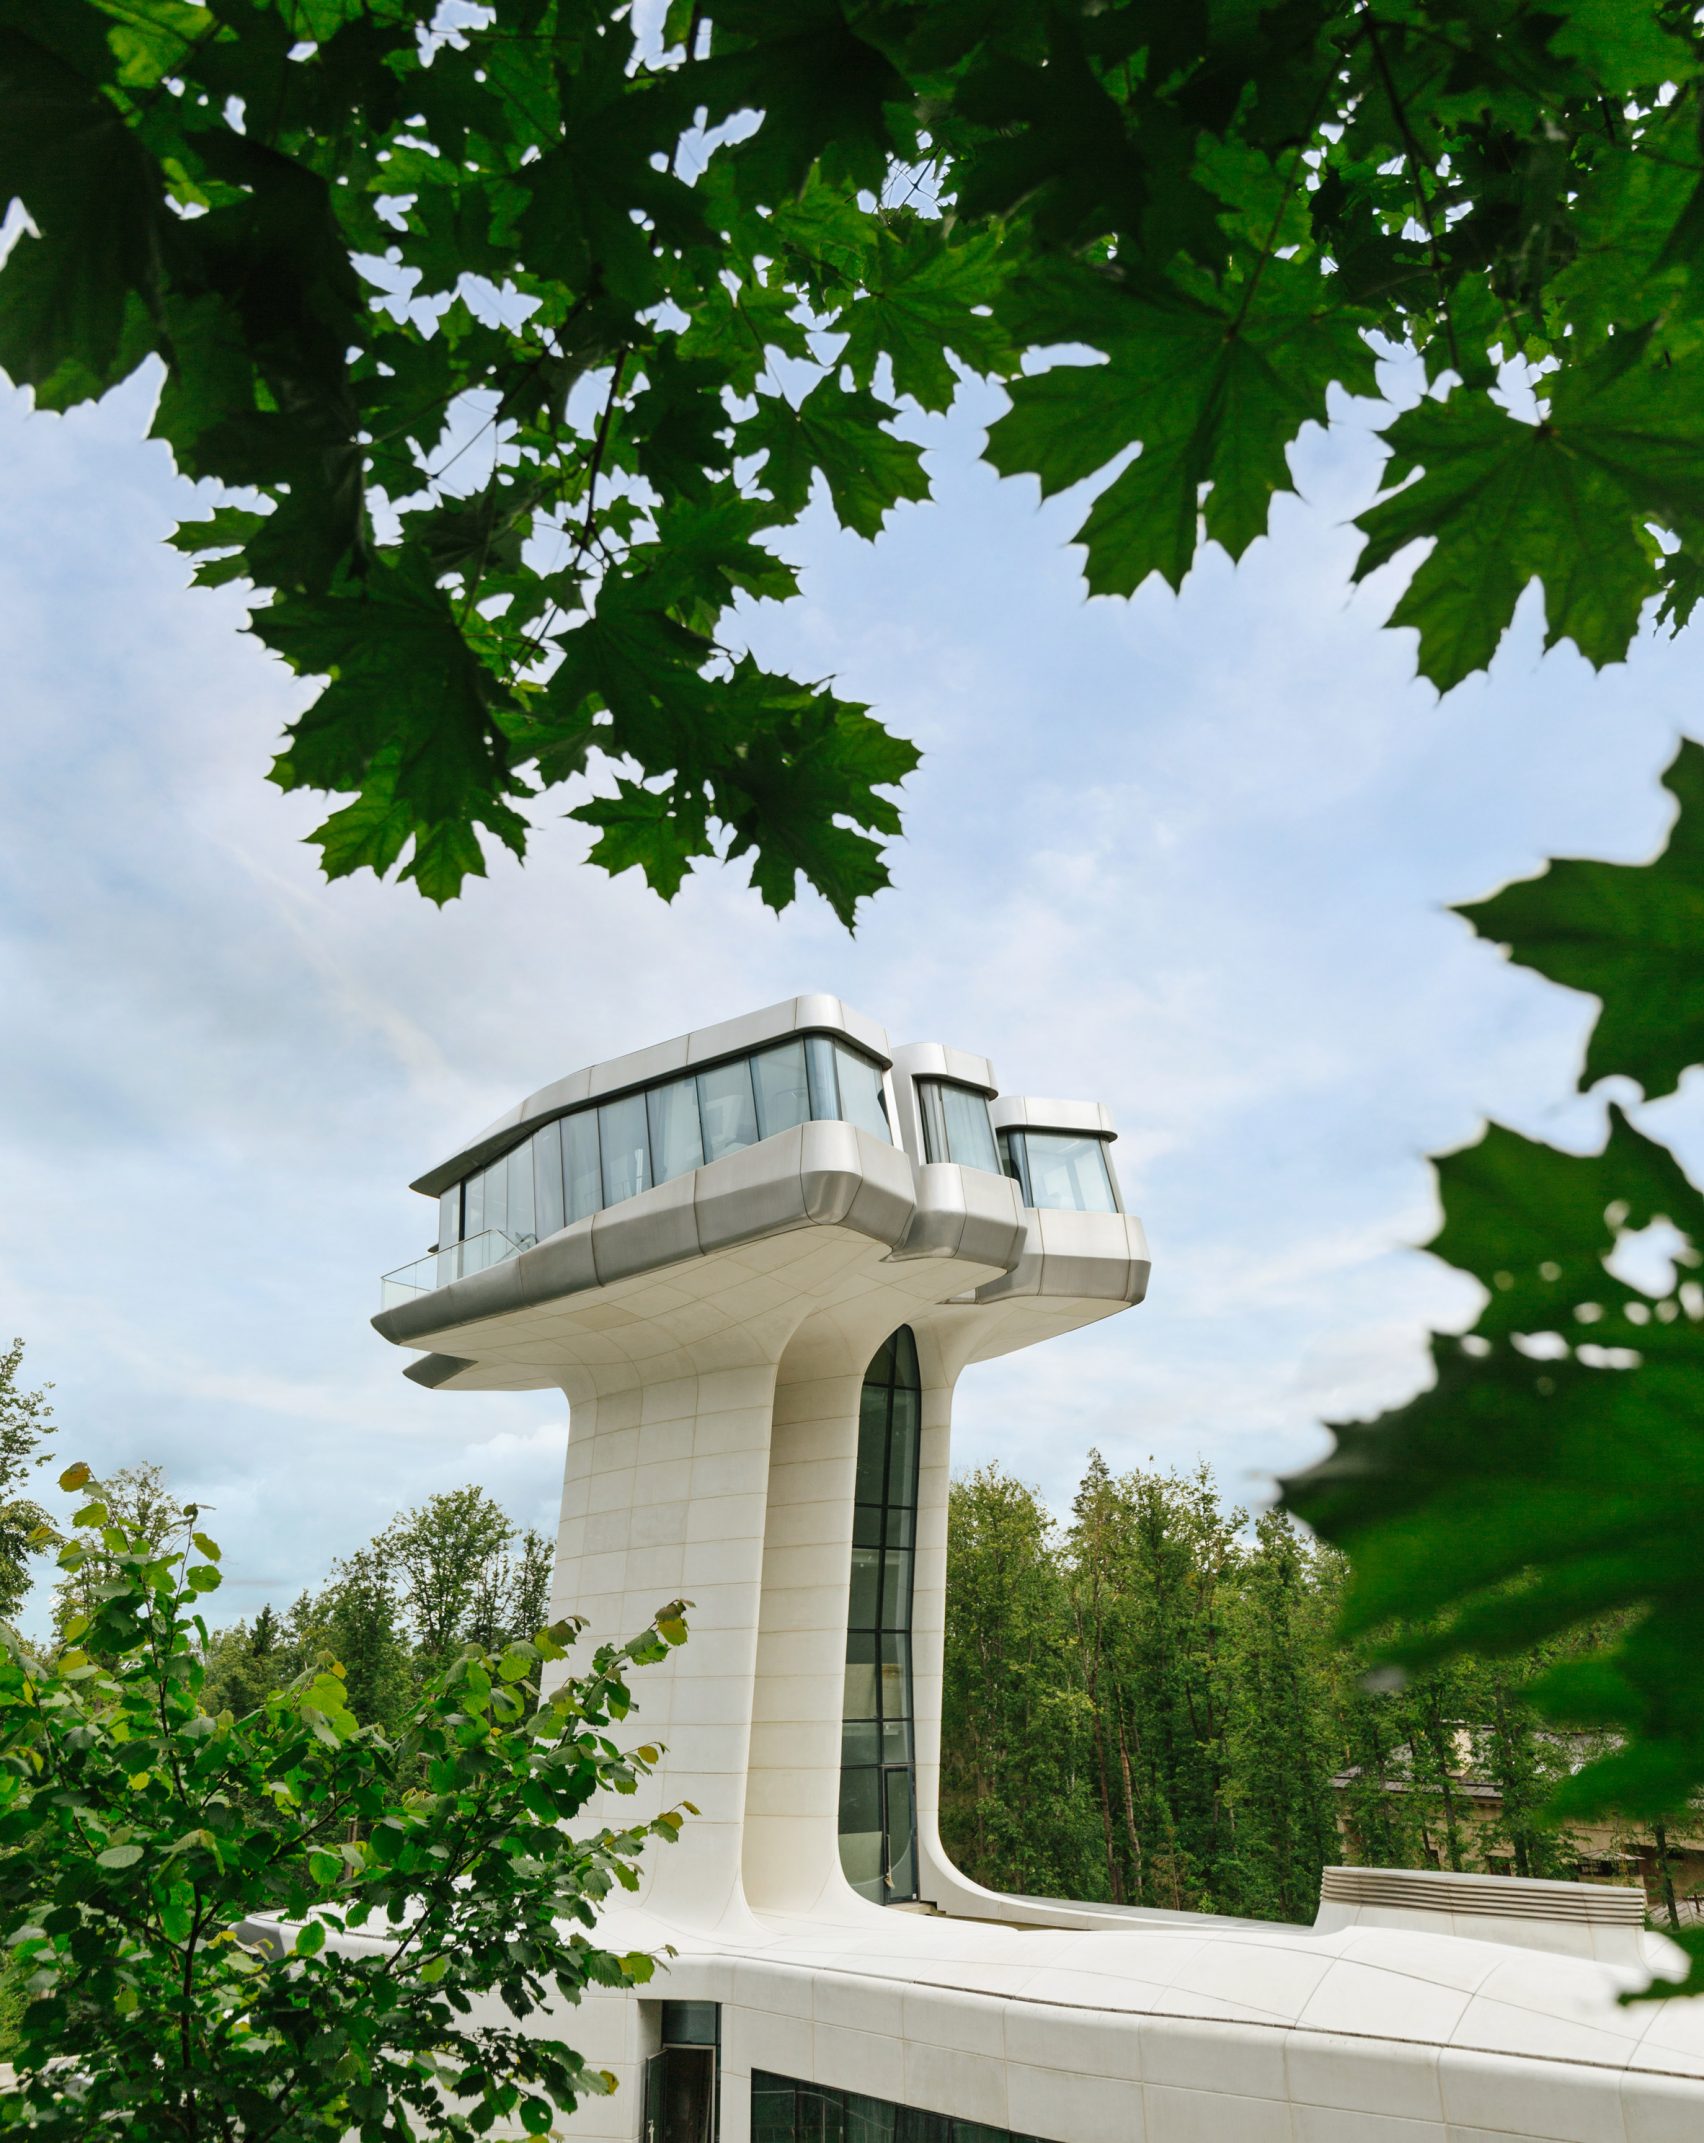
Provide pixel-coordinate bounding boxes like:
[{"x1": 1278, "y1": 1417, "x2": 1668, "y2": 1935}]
[{"x1": 375, "y1": 1122, "x2": 923, "y2": 1350}]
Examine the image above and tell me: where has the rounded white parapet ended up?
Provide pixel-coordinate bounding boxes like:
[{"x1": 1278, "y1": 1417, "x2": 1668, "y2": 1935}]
[{"x1": 1315, "y1": 1862, "x2": 1650, "y2": 1962}]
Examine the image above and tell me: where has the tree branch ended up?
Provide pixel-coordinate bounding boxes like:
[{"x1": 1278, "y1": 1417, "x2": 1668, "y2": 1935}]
[{"x1": 1361, "y1": 6, "x2": 1462, "y2": 378}]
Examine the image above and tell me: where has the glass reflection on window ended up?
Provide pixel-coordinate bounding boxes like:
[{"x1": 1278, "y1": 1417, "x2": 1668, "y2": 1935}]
[
  {"x1": 565, "y1": 1110, "x2": 602, "y2": 1223},
  {"x1": 999, "y1": 1128, "x2": 1119, "y2": 1213},
  {"x1": 839, "y1": 1324, "x2": 921, "y2": 1904},
  {"x1": 752, "y1": 1041, "x2": 810, "y2": 1140},
  {"x1": 599, "y1": 1092, "x2": 650, "y2": 1206},
  {"x1": 427, "y1": 1034, "x2": 894, "y2": 1293},
  {"x1": 507, "y1": 1139, "x2": 535, "y2": 1244},
  {"x1": 915, "y1": 1079, "x2": 998, "y2": 1174},
  {"x1": 834, "y1": 1045, "x2": 890, "y2": 1140},
  {"x1": 648, "y1": 1076, "x2": 704, "y2": 1186},
  {"x1": 698, "y1": 1057, "x2": 758, "y2": 1160},
  {"x1": 533, "y1": 1120, "x2": 565, "y2": 1240}
]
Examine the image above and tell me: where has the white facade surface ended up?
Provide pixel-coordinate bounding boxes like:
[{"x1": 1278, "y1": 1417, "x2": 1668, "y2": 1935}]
[{"x1": 364, "y1": 998, "x2": 1703, "y2": 2143}]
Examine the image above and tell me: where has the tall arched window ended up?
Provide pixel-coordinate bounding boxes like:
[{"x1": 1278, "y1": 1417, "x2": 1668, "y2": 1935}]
[{"x1": 838, "y1": 1326, "x2": 920, "y2": 1904}]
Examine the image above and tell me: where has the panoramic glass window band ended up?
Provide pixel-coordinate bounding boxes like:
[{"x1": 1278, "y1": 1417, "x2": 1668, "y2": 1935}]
[{"x1": 437, "y1": 1034, "x2": 892, "y2": 1257}]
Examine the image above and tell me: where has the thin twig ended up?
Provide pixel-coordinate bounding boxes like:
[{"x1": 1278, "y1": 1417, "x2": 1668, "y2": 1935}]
[
  {"x1": 510, "y1": 350, "x2": 630, "y2": 675},
  {"x1": 1230, "y1": 65, "x2": 1338, "y2": 334},
  {"x1": 1361, "y1": 5, "x2": 1462, "y2": 378}
]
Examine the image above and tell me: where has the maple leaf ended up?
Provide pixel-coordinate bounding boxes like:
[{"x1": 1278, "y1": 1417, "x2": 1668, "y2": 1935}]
[
  {"x1": 1356, "y1": 334, "x2": 1704, "y2": 690},
  {"x1": 739, "y1": 376, "x2": 930, "y2": 539},
  {"x1": 835, "y1": 220, "x2": 1013, "y2": 413},
  {"x1": 1457, "y1": 739, "x2": 1704, "y2": 1101},
  {"x1": 986, "y1": 260, "x2": 1376, "y2": 595}
]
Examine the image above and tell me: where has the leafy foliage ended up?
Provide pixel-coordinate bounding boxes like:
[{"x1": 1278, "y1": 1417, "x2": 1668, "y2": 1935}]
[
  {"x1": 941, "y1": 1457, "x2": 1662, "y2": 1925},
  {"x1": 1458, "y1": 739, "x2": 1704, "y2": 1102},
  {"x1": 0, "y1": 1464, "x2": 688, "y2": 2137},
  {"x1": 0, "y1": 1339, "x2": 52, "y2": 1625},
  {"x1": 1285, "y1": 811, "x2": 1704, "y2": 1986},
  {"x1": 5, "y1": 1, "x2": 1704, "y2": 905},
  {"x1": 203, "y1": 1484, "x2": 557, "y2": 1735}
]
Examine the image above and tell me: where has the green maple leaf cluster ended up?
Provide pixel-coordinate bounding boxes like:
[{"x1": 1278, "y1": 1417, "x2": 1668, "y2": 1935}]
[
  {"x1": 0, "y1": 1465, "x2": 690, "y2": 2136},
  {"x1": 4, "y1": 0, "x2": 1704, "y2": 905},
  {"x1": 1285, "y1": 742, "x2": 1704, "y2": 1988}
]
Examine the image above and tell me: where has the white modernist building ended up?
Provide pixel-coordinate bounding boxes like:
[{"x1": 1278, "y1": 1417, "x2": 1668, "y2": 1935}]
[{"x1": 374, "y1": 996, "x2": 1704, "y2": 2143}]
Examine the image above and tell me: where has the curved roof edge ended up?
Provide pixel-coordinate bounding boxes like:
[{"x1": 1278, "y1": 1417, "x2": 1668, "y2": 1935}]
[{"x1": 992, "y1": 1094, "x2": 1119, "y2": 1139}]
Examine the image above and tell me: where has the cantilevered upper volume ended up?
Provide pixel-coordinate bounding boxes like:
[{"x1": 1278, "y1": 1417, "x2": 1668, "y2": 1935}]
[
  {"x1": 364, "y1": 995, "x2": 1704, "y2": 2143},
  {"x1": 373, "y1": 993, "x2": 1151, "y2": 1396}
]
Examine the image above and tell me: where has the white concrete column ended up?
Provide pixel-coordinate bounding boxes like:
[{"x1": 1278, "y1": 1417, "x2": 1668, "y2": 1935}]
[
  {"x1": 547, "y1": 1356, "x2": 781, "y2": 1932},
  {"x1": 741, "y1": 1307, "x2": 889, "y2": 1920}
]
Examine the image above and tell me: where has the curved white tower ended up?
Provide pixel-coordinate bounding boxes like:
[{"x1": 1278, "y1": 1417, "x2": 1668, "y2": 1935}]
[{"x1": 374, "y1": 998, "x2": 1704, "y2": 2143}]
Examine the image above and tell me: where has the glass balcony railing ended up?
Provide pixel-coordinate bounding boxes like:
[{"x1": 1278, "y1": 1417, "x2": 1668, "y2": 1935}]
[{"x1": 379, "y1": 1228, "x2": 532, "y2": 1309}]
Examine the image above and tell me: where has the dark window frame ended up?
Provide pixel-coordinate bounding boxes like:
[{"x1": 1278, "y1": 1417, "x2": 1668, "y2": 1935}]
[
  {"x1": 840, "y1": 1325, "x2": 921, "y2": 1905},
  {"x1": 752, "y1": 2072, "x2": 1059, "y2": 2143}
]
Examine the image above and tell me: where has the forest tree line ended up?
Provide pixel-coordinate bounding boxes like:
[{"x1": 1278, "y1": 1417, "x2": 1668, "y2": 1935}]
[
  {"x1": 2, "y1": 1343, "x2": 1693, "y2": 1927},
  {"x1": 939, "y1": 1456, "x2": 1697, "y2": 1926},
  {"x1": 0, "y1": 1337, "x2": 554, "y2": 1733}
]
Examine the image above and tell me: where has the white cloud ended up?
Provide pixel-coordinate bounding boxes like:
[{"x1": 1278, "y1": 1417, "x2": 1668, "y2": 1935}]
[{"x1": 3, "y1": 368, "x2": 1698, "y2": 1627}]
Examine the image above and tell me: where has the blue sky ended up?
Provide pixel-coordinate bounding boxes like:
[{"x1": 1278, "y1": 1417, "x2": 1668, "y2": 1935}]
[{"x1": 2, "y1": 354, "x2": 1698, "y2": 1625}]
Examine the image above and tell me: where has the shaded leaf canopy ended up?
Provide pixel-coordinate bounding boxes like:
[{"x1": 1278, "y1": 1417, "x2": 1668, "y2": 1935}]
[
  {"x1": 4, "y1": 0, "x2": 1704, "y2": 908},
  {"x1": 1284, "y1": 903, "x2": 1704, "y2": 1983},
  {"x1": 1458, "y1": 739, "x2": 1704, "y2": 1102}
]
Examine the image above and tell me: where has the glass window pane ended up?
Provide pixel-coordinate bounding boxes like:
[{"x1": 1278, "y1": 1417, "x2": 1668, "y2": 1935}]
[
  {"x1": 880, "y1": 1715, "x2": 913, "y2": 1764},
  {"x1": 697, "y1": 1057, "x2": 758, "y2": 1161},
  {"x1": 834, "y1": 1045, "x2": 889, "y2": 1141},
  {"x1": 800, "y1": 2089, "x2": 845, "y2": 2143},
  {"x1": 997, "y1": 1128, "x2": 1031, "y2": 1204},
  {"x1": 752, "y1": 1041, "x2": 810, "y2": 1140},
  {"x1": 837, "y1": 1769, "x2": 883, "y2": 1901},
  {"x1": 508, "y1": 1138, "x2": 536, "y2": 1245},
  {"x1": 898, "y1": 2115, "x2": 948, "y2": 2143},
  {"x1": 941, "y1": 1083, "x2": 999, "y2": 1174},
  {"x1": 855, "y1": 1385, "x2": 889, "y2": 1503},
  {"x1": 884, "y1": 1766, "x2": 916, "y2": 1900},
  {"x1": 753, "y1": 2084, "x2": 796, "y2": 2143},
  {"x1": 1024, "y1": 1131, "x2": 1119, "y2": 1213},
  {"x1": 805, "y1": 1035, "x2": 838, "y2": 1120},
  {"x1": 438, "y1": 1186, "x2": 461, "y2": 1249},
  {"x1": 482, "y1": 1157, "x2": 508, "y2": 1239},
  {"x1": 842, "y1": 1719, "x2": 879, "y2": 1766},
  {"x1": 880, "y1": 1547, "x2": 913, "y2": 1631},
  {"x1": 648, "y1": 1077, "x2": 704, "y2": 1185},
  {"x1": 661, "y1": 2000, "x2": 720, "y2": 2046},
  {"x1": 894, "y1": 1324, "x2": 920, "y2": 1392},
  {"x1": 879, "y1": 1633, "x2": 910, "y2": 1721},
  {"x1": 847, "y1": 2098, "x2": 896, "y2": 2143},
  {"x1": 599, "y1": 1093, "x2": 651, "y2": 1206},
  {"x1": 843, "y1": 1632, "x2": 877, "y2": 1720},
  {"x1": 852, "y1": 1503, "x2": 882, "y2": 1549},
  {"x1": 848, "y1": 1545, "x2": 880, "y2": 1632},
  {"x1": 463, "y1": 1169, "x2": 484, "y2": 1237},
  {"x1": 917, "y1": 1081, "x2": 948, "y2": 1164},
  {"x1": 564, "y1": 1111, "x2": 601, "y2": 1224},
  {"x1": 887, "y1": 1389, "x2": 919, "y2": 1510},
  {"x1": 533, "y1": 1121, "x2": 565, "y2": 1240}
]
